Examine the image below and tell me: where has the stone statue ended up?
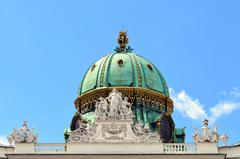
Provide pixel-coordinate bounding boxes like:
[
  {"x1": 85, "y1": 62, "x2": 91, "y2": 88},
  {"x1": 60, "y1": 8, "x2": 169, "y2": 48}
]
[
  {"x1": 193, "y1": 127, "x2": 200, "y2": 142},
  {"x1": 106, "y1": 88, "x2": 122, "y2": 117},
  {"x1": 95, "y1": 97, "x2": 108, "y2": 118},
  {"x1": 192, "y1": 119, "x2": 227, "y2": 143},
  {"x1": 94, "y1": 88, "x2": 133, "y2": 120},
  {"x1": 94, "y1": 98, "x2": 101, "y2": 116},
  {"x1": 120, "y1": 97, "x2": 132, "y2": 117},
  {"x1": 201, "y1": 119, "x2": 211, "y2": 142},
  {"x1": 8, "y1": 121, "x2": 38, "y2": 145},
  {"x1": 211, "y1": 125, "x2": 219, "y2": 142}
]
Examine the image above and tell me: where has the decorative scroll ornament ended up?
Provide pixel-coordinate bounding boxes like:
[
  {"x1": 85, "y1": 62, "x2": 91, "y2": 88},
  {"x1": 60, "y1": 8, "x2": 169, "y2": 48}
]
[
  {"x1": 193, "y1": 119, "x2": 228, "y2": 144},
  {"x1": 133, "y1": 121, "x2": 150, "y2": 135},
  {"x1": 7, "y1": 121, "x2": 38, "y2": 145},
  {"x1": 69, "y1": 112, "x2": 97, "y2": 143},
  {"x1": 69, "y1": 88, "x2": 161, "y2": 143}
]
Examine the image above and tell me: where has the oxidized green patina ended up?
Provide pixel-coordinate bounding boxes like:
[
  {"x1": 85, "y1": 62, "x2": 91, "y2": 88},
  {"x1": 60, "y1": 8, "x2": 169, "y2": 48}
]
[
  {"x1": 78, "y1": 52, "x2": 169, "y2": 97},
  {"x1": 70, "y1": 32, "x2": 185, "y2": 143}
]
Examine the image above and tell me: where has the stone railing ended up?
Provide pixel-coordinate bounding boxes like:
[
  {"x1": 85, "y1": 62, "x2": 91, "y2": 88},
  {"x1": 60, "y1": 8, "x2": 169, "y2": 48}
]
[
  {"x1": 163, "y1": 143, "x2": 197, "y2": 153},
  {"x1": 34, "y1": 143, "x2": 66, "y2": 153},
  {"x1": 33, "y1": 143, "x2": 198, "y2": 154}
]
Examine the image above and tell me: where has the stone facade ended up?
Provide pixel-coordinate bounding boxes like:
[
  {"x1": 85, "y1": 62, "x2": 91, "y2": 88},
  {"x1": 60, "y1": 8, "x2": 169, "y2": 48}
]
[{"x1": 5, "y1": 154, "x2": 226, "y2": 159}]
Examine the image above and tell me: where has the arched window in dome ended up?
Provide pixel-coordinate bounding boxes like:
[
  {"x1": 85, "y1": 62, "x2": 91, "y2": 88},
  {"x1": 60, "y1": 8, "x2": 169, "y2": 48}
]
[
  {"x1": 117, "y1": 59, "x2": 124, "y2": 67},
  {"x1": 147, "y1": 64, "x2": 153, "y2": 71},
  {"x1": 91, "y1": 64, "x2": 96, "y2": 71}
]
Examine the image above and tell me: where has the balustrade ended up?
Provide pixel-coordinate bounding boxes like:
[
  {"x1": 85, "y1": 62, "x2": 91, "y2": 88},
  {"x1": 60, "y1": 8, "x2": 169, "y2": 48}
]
[
  {"x1": 34, "y1": 143, "x2": 66, "y2": 153},
  {"x1": 163, "y1": 143, "x2": 197, "y2": 153}
]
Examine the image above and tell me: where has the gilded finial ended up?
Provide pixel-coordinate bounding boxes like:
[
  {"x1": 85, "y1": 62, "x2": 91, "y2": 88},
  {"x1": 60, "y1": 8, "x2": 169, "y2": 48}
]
[
  {"x1": 115, "y1": 31, "x2": 133, "y2": 53},
  {"x1": 118, "y1": 31, "x2": 128, "y2": 50}
]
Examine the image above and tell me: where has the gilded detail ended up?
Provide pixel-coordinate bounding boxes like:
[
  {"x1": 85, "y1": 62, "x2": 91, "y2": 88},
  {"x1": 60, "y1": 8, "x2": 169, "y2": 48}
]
[
  {"x1": 99, "y1": 55, "x2": 110, "y2": 87},
  {"x1": 117, "y1": 32, "x2": 128, "y2": 51},
  {"x1": 74, "y1": 87, "x2": 173, "y2": 116},
  {"x1": 132, "y1": 54, "x2": 142, "y2": 87}
]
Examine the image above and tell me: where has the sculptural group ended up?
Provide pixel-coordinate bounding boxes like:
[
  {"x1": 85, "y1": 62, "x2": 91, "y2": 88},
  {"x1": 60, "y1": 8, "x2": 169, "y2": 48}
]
[
  {"x1": 8, "y1": 121, "x2": 38, "y2": 145},
  {"x1": 193, "y1": 119, "x2": 228, "y2": 145},
  {"x1": 68, "y1": 88, "x2": 161, "y2": 143},
  {"x1": 95, "y1": 88, "x2": 133, "y2": 119}
]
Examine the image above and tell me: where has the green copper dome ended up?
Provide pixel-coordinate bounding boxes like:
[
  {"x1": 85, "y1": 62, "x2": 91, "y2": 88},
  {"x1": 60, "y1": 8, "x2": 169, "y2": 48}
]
[
  {"x1": 78, "y1": 52, "x2": 169, "y2": 97},
  {"x1": 72, "y1": 32, "x2": 180, "y2": 143}
]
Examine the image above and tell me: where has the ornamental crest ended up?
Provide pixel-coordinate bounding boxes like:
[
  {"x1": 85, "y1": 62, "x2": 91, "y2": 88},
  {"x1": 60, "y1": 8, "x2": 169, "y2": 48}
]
[
  {"x1": 8, "y1": 121, "x2": 38, "y2": 144},
  {"x1": 193, "y1": 119, "x2": 228, "y2": 145}
]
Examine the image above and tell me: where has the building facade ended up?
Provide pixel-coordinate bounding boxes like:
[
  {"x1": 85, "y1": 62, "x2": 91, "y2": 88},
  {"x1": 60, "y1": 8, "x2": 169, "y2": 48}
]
[{"x1": 0, "y1": 32, "x2": 239, "y2": 159}]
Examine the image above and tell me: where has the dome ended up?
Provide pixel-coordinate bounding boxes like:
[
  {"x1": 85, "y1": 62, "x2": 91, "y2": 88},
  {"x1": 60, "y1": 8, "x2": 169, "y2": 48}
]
[
  {"x1": 73, "y1": 32, "x2": 176, "y2": 142},
  {"x1": 78, "y1": 52, "x2": 169, "y2": 97}
]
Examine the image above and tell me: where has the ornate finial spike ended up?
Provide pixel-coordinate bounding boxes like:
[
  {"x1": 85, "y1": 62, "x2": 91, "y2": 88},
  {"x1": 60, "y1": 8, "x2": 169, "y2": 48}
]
[
  {"x1": 23, "y1": 121, "x2": 27, "y2": 127},
  {"x1": 121, "y1": 24, "x2": 124, "y2": 31},
  {"x1": 117, "y1": 31, "x2": 128, "y2": 52}
]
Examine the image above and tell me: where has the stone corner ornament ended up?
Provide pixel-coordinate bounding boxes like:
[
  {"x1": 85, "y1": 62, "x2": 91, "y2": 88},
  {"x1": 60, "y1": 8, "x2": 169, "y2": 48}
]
[
  {"x1": 193, "y1": 119, "x2": 229, "y2": 145},
  {"x1": 7, "y1": 121, "x2": 38, "y2": 145}
]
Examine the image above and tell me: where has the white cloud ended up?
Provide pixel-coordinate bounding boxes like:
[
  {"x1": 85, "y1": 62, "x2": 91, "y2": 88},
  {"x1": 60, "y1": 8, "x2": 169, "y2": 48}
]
[
  {"x1": 0, "y1": 135, "x2": 9, "y2": 146},
  {"x1": 170, "y1": 88, "x2": 240, "y2": 124},
  {"x1": 170, "y1": 89, "x2": 207, "y2": 120},
  {"x1": 209, "y1": 102, "x2": 240, "y2": 124}
]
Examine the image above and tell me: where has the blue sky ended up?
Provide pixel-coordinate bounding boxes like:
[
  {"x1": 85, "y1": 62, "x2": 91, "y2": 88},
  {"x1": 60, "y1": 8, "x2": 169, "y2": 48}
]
[{"x1": 0, "y1": 0, "x2": 240, "y2": 145}]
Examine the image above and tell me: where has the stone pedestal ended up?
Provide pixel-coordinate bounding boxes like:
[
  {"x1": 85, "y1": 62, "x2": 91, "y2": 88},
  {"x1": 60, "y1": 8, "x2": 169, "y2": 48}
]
[
  {"x1": 14, "y1": 143, "x2": 35, "y2": 153},
  {"x1": 67, "y1": 142, "x2": 164, "y2": 154},
  {"x1": 196, "y1": 142, "x2": 218, "y2": 153}
]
